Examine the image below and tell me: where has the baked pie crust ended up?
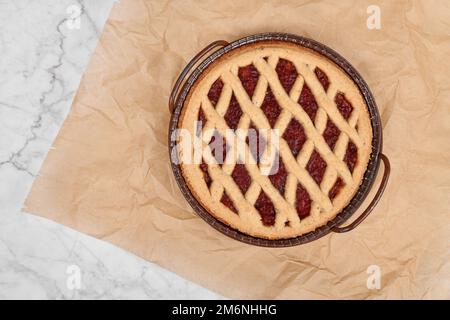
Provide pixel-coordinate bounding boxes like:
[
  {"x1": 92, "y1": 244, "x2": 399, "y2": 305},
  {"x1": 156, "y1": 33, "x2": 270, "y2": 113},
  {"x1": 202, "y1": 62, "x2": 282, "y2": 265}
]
[{"x1": 178, "y1": 40, "x2": 373, "y2": 239}]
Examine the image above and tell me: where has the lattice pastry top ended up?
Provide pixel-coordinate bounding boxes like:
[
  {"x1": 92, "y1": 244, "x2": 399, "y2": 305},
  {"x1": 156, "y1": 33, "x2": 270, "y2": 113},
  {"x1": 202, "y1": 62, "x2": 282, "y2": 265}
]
[{"x1": 178, "y1": 41, "x2": 372, "y2": 239}]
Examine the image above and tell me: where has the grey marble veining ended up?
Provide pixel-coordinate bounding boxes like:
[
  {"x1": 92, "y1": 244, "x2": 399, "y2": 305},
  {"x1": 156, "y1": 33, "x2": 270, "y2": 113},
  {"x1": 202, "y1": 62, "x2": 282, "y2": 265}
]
[{"x1": 0, "y1": 0, "x2": 222, "y2": 300}]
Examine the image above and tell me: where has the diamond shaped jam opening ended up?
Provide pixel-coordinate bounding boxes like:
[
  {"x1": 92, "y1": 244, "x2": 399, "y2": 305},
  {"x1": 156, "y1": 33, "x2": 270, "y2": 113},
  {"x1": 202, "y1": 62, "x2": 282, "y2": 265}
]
[
  {"x1": 314, "y1": 67, "x2": 330, "y2": 91},
  {"x1": 207, "y1": 78, "x2": 224, "y2": 107},
  {"x1": 231, "y1": 164, "x2": 252, "y2": 194},
  {"x1": 260, "y1": 87, "x2": 282, "y2": 128},
  {"x1": 209, "y1": 131, "x2": 228, "y2": 165},
  {"x1": 298, "y1": 83, "x2": 319, "y2": 123},
  {"x1": 323, "y1": 118, "x2": 341, "y2": 150},
  {"x1": 254, "y1": 191, "x2": 276, "y2": 226},
  {"x1": 246, "y1": 123, "x2": 266, "y2": 164},
  {"x1": 306, "y1": 150, "x2": 327, "y2": 185},
  {"x1": 268, "y1": 158, "x2": 288, "y2": 196},
  {"x1": 329, "y1": 177, "x2": 345, "y2": 200},
  {"x1": 282, "y1": 118, "x2": 306, "y2": 158},
  {"x1": 197, "y1": 107, "x2": 207, "y2": 133},
  {"x1": 275, "y1": 58, "x2": 298, "y2": 94},
  {"x1": 344, "y1": 141, "x2": 357, "y2": 173},
  {"x1": 335, "y1": 92, "x2": 353, "y2": 120},
  {"x1": 295, "y1": 183, "x2": 311, "y2": 219},
  {"x1": 221, "y1": 192, "x2": 237, "y2": 214},
  {"x1": 224, "y1": 94, "x2": 243, "y2": 130},
  {"x1": 199, "y1": 160, "x2": 212, "y2": 188},
  {"x1": 238, "y1": 64, "x2": 259, "y2": 98}
]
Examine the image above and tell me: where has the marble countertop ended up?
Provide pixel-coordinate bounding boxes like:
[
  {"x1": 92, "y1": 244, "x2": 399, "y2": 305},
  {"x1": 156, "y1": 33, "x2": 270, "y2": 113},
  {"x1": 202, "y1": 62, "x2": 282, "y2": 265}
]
[{"x1": 0, "y1": 0, "x2": 222, "y2": 299}]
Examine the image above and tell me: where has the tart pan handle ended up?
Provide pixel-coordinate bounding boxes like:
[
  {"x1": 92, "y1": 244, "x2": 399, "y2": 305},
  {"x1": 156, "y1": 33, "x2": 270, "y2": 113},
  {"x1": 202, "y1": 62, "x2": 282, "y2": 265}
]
[
  {"x1": 169, "y1": 40, "x2": 229, "y2": 113},
  {"x1": 331, "y1": 153, "x2": 390, "y2": 233}
]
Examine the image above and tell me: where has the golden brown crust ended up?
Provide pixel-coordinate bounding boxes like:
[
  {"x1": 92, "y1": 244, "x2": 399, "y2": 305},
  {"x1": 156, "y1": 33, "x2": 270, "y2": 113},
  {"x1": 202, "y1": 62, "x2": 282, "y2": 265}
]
[{"x1": 177, "y1": 40, "x2": 373, "y2": 240}]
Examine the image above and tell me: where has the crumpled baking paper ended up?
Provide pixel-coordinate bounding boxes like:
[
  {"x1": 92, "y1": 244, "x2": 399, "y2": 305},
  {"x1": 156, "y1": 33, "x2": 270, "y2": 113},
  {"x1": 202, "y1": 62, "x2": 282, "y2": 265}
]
[{"x1": 25, "y1": 0, "x2": 450, "y2": 299}]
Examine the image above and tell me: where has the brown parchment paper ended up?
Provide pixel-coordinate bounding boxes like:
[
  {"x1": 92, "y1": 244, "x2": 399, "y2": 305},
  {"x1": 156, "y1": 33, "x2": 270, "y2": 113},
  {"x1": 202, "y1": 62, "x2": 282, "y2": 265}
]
[{"x1": 25, "y1": 0, "x2": 450, "y2": 299}]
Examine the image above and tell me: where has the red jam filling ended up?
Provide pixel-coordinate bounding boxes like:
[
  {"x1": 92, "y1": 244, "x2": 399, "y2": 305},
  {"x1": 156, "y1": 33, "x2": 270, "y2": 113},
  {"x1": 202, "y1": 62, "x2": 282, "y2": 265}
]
[
  {"x1": 221, "y1": 192, "x2": 237, "y2": 214},
  {"x1": 306, "y1": 150, "x2": 327, "y2": 185},
  {"x1": 275, "y1": 58, "x2": 298, "y2": 93},
  {"x1": 329, "y1": 177, "x2": 344, "y2": 200},
  {"x1": 314, "y1": 67, "x2": 330, "y2": 91},
  {"x1": 282, "y1": 118, "x2": 306, "y2": 157},
  {"x1": 246, "y1": 123, "x2": 266, "y2": 163},
  {"x1": 198, "y1": 107, "x2": 207, "y2": 131},
  {"x1": 199, "y1": 160, "x2": 212, "y2": 188},
  {"x1": 224, "y1": 94, "x2": 243, "y2": 130},
  {"x1": 298, "y1": 84, "x2": 318, "y2": 123},
  {"x1": 254, "y1": 191, "x2": 276, "y2": 226},
  {"x1": 323, "y1": 118, "x2": 341, "y2": 150},
  {"x1": 238, "y1": 64, "x2": 259, "y2": 98},
  {"x1": 260, "y1": 87, "x2": 282, "y2": 128},
  {"x1": 344, "y1": 141, "x2": 357, "y2": 173},
  {"x1": 231, "y1": 164, "x2": 252, "y2": 194},
  {"x1": 295, "y1": 183, "x2": 311, "y2": 219},
  {"x1": 208, "y1": 78, "x2": 224, "y2": 106},
  {"x1": 335, "y1": 92, "x2": 353, "y2": 120},
  {"x1": 268, "y1": 158, "x2": 288, "y2": 195},
  {"x1": 209, "y1": 132, "x2": 227, "y2": 165}
]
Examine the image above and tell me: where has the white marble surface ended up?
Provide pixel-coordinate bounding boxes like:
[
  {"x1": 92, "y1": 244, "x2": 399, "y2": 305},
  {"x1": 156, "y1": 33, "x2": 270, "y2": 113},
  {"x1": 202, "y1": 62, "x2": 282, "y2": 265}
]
[{"x1": 0, "y1": 0, "x2": 222, "y2": 299}]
